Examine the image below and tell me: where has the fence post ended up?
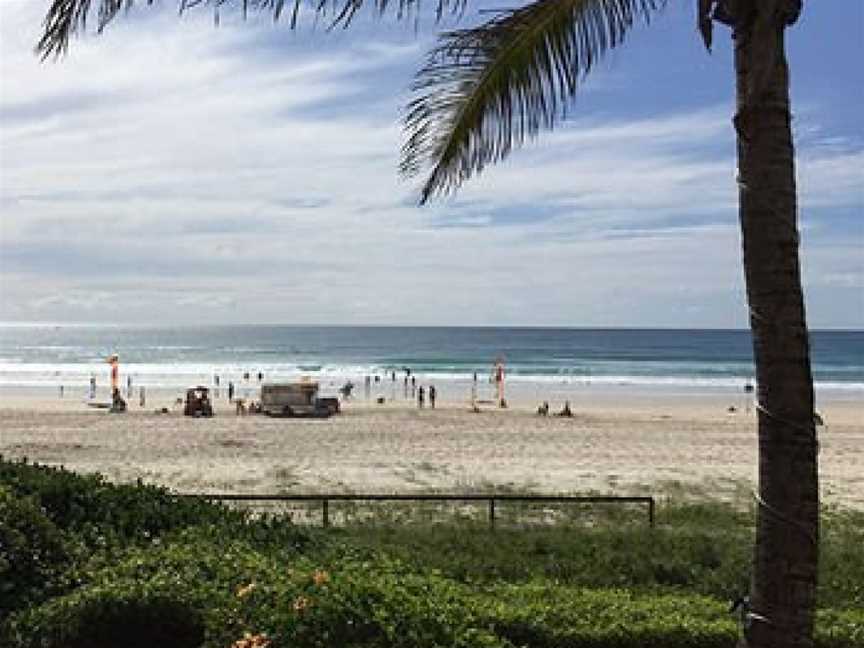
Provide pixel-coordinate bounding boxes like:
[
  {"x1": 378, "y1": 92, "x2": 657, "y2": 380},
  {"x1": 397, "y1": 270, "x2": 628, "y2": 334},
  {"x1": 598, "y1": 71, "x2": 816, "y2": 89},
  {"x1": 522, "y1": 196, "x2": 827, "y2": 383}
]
[
  {"x1": 648, "y1": 498, "x2": 655, "y2": 528},
  {"x1": 322, "y1": 499, "x2": 330, "y2": 528},
  {"x1": 488, "y1": 498, "x2": 496, "y2": 530}
]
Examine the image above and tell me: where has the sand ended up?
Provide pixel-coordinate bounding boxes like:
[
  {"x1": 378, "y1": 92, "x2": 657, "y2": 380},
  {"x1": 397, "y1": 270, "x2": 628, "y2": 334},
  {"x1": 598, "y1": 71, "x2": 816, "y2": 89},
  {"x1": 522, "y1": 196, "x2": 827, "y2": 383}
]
[{"x1": 0, "y1": 388, "x2": 861, "y2": 508}]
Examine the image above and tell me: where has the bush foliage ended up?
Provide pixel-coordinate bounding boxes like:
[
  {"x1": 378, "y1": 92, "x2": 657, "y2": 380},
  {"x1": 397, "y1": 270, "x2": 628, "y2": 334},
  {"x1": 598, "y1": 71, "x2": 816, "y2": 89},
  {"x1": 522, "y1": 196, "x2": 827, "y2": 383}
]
[
  {"x1": 0, "y1": 487, "x2": 70, "y2": 616},
  {"x1": 1, "y1": 457, "x2": 862, "y2": 648}
]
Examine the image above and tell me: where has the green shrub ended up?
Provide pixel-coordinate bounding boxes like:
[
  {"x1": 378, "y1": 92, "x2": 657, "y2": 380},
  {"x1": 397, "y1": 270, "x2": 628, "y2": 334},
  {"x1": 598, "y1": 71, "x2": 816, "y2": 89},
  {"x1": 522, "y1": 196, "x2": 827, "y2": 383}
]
[
  {"x1": 820, "y1": 508, "x2": 864, "y2": 610},
  {"x1": 4, "y1": 535, "x2": 503, "y2": 648},
  {"x1": 0, "y1": 457, "x2": 235, "y2": 544},
  {"x1": 3, "y1": 459, "x2": 861, "y2": 648},
  {"x1": 3, "y1": 531, "x2": 274, "y2": 648},
  {"x1": 339, "y1": 524, "x2": 752, "y2": 600},
  {"x1": 0, "y1": 486, "x2": 70, "y2": 616},
  {"x1": 275, "y1": 554, "x2": 503, "y2": 648},
  {"x1": 5, "y1": 589, "x2": 205, "y2": 648},
  {"x1": 0, "y1": 457, "x2": 311, "y2": 556},
  {"x1": 476, "y1": 584, "x2": 739, "y2": 648},
  {"x1": 477, "y1": 585, "x2": 864, "y2": 648},
  {"x1": 815, "y1": 608, "x2": 864, "y2": 648}
]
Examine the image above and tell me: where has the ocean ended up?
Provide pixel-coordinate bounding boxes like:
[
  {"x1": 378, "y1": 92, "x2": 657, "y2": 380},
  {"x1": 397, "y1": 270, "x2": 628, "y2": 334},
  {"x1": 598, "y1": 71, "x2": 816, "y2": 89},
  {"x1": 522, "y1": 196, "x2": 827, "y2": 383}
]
[{"x1": 0, "y1": 325, "x2": 861, "y2": 399}]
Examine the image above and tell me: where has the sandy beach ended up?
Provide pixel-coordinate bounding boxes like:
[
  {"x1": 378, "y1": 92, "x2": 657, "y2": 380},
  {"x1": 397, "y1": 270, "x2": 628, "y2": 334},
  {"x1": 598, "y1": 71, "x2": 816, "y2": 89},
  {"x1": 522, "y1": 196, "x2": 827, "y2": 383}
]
[{"x1": 1, "y1": 387, "x2": 861, "y2": 509}]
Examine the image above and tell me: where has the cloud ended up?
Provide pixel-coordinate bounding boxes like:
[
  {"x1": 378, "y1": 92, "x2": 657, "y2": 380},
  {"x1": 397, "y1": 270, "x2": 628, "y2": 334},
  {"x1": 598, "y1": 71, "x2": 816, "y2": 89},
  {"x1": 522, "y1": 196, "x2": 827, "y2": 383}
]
[{"x1": 1, "y1": 0, "x2": 862, "y2": 328}]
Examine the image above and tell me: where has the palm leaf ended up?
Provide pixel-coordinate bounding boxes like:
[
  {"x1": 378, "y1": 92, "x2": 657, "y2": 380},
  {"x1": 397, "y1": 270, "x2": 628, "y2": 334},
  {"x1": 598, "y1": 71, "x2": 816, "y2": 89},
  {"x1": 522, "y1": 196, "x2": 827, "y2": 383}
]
[
  {"x1": 402, "y1": 0, "x2": 665, "y2": 204},
  {"x1": 35, "y1": 0, "x2": 466, "y2": 59}
]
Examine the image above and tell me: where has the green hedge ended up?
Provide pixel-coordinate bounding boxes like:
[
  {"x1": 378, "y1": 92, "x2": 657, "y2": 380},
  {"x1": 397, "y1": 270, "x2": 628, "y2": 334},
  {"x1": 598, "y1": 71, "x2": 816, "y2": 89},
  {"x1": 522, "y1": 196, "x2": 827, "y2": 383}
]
[
  {"x1": 8, "y1": 531, "x2": 862, "y2": 648},
  {"x1": 2, "y1": 458, "x2": 861, "y2": 648},
  {"x1": 0, "y1": 457, "x2": 240, "y2": 545},
  {"x1": 0, "y1": 486, "x2": 70, "y2": 617},
  {"x1": 476, "y1": 585, "x2": 738, "y2": 648},
  {"x1": 475, "y1": 585, "x2": 864, "y2": 648},
  {"x1": 0, "y1": 457, "x2": 312, "y2": 555},
  {"x1": 4, "y1": 535, "x2": 502, "y2": 648}
]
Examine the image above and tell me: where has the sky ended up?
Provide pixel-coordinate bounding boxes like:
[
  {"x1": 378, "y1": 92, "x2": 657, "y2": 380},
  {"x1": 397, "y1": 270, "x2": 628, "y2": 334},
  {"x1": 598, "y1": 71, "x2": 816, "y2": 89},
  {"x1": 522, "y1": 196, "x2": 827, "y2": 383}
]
[{"x1": 0, "y1": 0, "x2": 862, "y2": 328}]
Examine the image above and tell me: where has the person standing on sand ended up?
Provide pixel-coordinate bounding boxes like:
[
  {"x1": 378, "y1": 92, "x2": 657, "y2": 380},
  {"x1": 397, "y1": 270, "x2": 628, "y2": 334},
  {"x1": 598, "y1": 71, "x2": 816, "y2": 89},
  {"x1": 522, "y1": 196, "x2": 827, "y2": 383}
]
[
  {"x1": 228, "y1": 381, "x2": 235, "y2": 402},
  {"x1": 411, "y1": 375, "x2": 416, "y2": 398},
  {"x1": 418, "y1": 385, "x2": 425, "y2": 409},
  {"x1": 429, "y1": 385, "x2": 436, "y2": 409},
  {"x1": 89, "y1": 375, "x2": 96, "y2": 400}
]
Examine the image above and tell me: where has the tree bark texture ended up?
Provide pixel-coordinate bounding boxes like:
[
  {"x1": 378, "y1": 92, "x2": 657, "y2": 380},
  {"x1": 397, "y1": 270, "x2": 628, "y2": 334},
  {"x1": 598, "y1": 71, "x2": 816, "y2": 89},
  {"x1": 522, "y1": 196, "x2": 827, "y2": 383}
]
[{"x1": 733, "y1": 2, "x2": 819, "y2": 647}]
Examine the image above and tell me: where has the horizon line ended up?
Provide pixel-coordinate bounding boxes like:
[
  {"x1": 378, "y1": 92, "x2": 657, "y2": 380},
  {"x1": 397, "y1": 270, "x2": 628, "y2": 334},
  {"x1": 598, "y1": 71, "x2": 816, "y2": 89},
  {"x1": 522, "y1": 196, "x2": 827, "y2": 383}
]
[{"x1": 1, "y1": 321, "x2": 862, "y2": 333}]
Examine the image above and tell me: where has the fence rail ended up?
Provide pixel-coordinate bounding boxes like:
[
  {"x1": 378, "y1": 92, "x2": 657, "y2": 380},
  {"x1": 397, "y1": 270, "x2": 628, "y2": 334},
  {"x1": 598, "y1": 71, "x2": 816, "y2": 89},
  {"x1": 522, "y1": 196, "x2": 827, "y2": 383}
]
[{"x1": 182, "y1": 493, "x2": 655, "y2": 529}]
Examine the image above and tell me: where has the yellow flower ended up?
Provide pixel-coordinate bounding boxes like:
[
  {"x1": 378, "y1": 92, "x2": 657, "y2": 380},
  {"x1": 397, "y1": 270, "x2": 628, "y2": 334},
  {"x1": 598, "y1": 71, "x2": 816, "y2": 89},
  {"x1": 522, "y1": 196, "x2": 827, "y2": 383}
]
[
  {"x1": 311, "y1": 569, "x2": 330, "y2": 586},
  {"x1": 292, "y1": 595, "x2": 311, "y2": 614},
  {"x1": 231, "y1": 632, "x2": 269, "y2": 648},
  {"x1": 236, "y1": 583, "x2": 256, "y2": 599},
  {"x1": 250, "y1": 633, "x2": 270, "y2": 648}
]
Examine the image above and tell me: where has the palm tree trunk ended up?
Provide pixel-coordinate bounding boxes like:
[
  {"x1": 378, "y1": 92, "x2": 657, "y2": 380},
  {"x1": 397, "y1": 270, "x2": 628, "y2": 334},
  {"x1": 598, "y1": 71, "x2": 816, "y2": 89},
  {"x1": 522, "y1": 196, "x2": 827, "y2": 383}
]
[{"x1": 733, "y1": 3, "x2": 819, "y2": 647}]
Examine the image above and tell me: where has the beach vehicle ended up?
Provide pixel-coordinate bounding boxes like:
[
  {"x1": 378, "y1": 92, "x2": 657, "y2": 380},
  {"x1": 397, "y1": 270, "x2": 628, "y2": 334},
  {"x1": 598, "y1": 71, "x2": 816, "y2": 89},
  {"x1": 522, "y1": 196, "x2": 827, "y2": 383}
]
[
  {"x1": 184, "y1": 386, "x2": 214, "y2": 417},
  {"x1": 260, "y1": 382, "x2": 336, "y2": 418}
]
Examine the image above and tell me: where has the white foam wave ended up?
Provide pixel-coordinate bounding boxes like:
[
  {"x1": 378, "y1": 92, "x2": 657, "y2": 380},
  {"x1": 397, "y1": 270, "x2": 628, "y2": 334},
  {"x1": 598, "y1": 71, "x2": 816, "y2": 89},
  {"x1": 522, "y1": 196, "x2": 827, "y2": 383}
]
[{"x1": 0, "y1": 361, "x2": 861, "y2": 394}]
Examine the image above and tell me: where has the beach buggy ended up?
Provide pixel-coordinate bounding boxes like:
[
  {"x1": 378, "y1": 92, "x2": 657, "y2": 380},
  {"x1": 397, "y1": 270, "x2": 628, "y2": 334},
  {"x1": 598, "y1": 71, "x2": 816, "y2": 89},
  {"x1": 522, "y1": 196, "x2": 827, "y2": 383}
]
[
  {"x1": 260, "y1": 381, "x2": 338, "y2": 418},
  {"x1": 184, "y1": 386, "x2": 214, "y2": 417}
]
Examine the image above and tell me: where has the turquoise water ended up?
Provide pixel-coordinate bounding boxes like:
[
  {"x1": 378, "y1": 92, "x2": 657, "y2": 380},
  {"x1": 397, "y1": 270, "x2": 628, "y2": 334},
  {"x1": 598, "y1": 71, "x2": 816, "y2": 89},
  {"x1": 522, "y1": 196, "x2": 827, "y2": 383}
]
[{"x1": 0, "y1": 325, "x2": 861, "y2": 394}]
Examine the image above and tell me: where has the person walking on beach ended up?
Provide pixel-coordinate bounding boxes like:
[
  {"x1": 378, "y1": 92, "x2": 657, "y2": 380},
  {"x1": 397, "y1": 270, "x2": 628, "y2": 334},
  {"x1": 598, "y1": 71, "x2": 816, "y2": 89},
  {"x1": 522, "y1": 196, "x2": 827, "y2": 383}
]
[
  {"x1": 411, "y1": 375, "x2": 416, "y2": 398},
  {"x1": 228, "y1": 381, "x2": 235, "y2": 402},
  {"x1": 89, "y1": 375, "x2": 96, "y2": 400},
  {"x1": 429, "y1": 385, "x2": 437, "y2": 409},
  {"x1": 417, "y1": 385, "x2": 425, "y2": 409},
  {"x1": 364, "y1": 375, "x2": 371, "y2": 399},
  {"x1": 139, "y1": 386, "x2": 146, "y2": 408}
]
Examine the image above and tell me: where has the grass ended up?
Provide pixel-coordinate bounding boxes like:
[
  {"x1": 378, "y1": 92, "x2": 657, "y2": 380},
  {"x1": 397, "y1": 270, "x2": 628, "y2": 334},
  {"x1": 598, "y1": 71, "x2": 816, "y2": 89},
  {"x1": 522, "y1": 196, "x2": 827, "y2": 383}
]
[{"x1": 1, "y1": 456, "x2": 862, "y2": 648}]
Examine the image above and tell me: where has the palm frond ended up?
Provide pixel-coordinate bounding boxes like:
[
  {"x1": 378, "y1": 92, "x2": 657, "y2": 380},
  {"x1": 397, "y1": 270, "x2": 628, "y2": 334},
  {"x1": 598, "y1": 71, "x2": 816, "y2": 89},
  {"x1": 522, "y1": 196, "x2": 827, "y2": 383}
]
[
  {"x1": 36, "y1": 0, "x2": 465, "y2": 59},
  {"x1": 402, "y1": 0, "x2": 665, "y2": 204}
]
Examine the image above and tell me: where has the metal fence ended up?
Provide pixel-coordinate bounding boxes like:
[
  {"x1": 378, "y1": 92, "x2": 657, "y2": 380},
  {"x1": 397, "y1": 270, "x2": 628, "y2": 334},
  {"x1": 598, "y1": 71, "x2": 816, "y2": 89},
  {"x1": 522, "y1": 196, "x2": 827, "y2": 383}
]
[{"x1": 183, "y1": 493, "x2": 655, "y2": 529}]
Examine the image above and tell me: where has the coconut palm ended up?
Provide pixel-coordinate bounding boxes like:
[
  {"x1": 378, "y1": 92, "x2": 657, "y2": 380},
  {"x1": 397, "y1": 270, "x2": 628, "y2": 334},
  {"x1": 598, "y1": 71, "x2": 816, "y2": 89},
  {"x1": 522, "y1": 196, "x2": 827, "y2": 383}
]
[{"x1": 36, "y1": 1, "x2": 819, "y2": 646}]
